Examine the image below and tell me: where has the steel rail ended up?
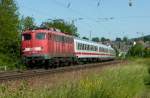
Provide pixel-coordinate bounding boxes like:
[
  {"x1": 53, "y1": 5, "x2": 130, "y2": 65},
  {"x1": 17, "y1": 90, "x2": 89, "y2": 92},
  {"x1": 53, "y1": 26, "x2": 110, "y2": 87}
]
[{"x1": 0, "y1": 60, "x2": 125, "y2": 82}]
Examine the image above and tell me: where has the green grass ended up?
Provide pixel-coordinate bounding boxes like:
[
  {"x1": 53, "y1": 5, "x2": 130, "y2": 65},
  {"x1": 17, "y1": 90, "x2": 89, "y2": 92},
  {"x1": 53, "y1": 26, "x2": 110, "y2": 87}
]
[
  {"x1": 0, "y1": 58, "x2": 149, "y2": 98},
  {"x1": 0, "y1": 53, "x2": 25, "y2": 71}
]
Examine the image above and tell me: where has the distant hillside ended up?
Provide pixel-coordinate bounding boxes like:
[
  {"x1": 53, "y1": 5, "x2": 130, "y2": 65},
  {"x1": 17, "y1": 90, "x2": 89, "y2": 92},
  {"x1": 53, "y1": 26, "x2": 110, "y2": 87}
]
[{"x1": 132, "y1": 35, "x2": 150, "y2": 42}]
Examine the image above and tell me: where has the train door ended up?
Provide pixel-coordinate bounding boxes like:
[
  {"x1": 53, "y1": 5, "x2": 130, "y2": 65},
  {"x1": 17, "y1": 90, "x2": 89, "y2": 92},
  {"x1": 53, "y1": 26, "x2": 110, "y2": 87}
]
[
  {"x1": 61, "y1": 36, "x2": 65, "y2": 56},
  {"x1": 48, "y1": 33, "x2": 53, "y2": 57},
  {"x1": 58, "y1": 35, "x2": 62, "y2": 56},
  {"x1": 55, "y1": 35, "x2": 62, "y2": 57}
]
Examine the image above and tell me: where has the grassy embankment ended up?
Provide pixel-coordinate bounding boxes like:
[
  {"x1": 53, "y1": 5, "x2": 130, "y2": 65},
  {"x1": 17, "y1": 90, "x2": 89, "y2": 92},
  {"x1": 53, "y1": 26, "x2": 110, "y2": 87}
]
[
  {"x1": 0, "y1": 53, "x2": 22, "y2": 71},
  {"x1": 0, "y1": 58, "x2": 149, "y2": 98}
]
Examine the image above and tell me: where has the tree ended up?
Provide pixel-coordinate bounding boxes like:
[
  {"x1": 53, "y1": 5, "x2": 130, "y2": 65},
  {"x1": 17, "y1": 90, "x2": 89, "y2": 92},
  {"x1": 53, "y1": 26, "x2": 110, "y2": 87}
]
[
  {"x1": 41, "y1": 19, "x2": 79, "y2": 37},
  {"x1": 127, "y1": 43, "x2": 145, "y2": 57},
  {"x1": 0, "y1": 0, "x2": 19, "y2": 53},
  {"x1": 0, "y1": 0, "x2": 19, "y2": 40},
  {"x1": 123, "y1": 36, "x2": 128, "y2": 42},
  {"x1": 0, "y1": 0, "x2": 20, "y2": 67},
  {"x1": 82, "y1": 37, "x2": 89, "y2": 40},
  {"x1": 115, "y1": 37, "x2": 122, "y2": 42},
  {"x1": 144, "y1": 48, "x2": 150, "y2": 57},
  {"x1": 20, "y1": 16, "x2": 36, "y2": 31},
  {"x1": 143, "y1": 36, "x2": 150, "y2": 42},
  {"x1": 92, "y1": 37, "x2": 100, "y2": 42},
  {"x1": 101, "y1": 37, "x2": 106, "y2": 42},
  {"x1": 101, "y1": 37, "x2": 110, "y2": 42}
]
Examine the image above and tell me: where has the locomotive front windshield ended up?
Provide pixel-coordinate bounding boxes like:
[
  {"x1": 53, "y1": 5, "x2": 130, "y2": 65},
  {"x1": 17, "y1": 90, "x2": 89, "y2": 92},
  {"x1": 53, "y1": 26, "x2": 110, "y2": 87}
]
[
  {"x1": 22, "y1": 34, "x2": 31, "y2": 40},
  {"x1": 36, "y1": 33, "x2": 46, "y2": 40}
]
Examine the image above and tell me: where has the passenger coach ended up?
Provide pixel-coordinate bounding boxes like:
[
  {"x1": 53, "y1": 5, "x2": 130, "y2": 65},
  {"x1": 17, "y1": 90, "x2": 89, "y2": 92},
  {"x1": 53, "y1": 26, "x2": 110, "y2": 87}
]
[{"x1": 74, "y1": 38, "x2": 116, "y2": 60}]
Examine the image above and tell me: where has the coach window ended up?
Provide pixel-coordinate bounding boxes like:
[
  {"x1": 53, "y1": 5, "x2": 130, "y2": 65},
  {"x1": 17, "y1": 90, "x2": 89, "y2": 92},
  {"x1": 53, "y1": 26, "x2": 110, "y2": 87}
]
[
  {"x1": 92, "y1": 46, "x2": 94, "y2": 51},
  {"x1": 80, "y1": 43, "x2": 83, "y2": 50},
  {"x1": 79, "y1": 43, "x2": 82, "y2": 50},
  {"x1": 102, "y1": 47, "x2": 104, "y2": 52},
  {"x1": 84, "y1": 44, "x2": 86, "y2": 50},
  {"x1": 87, "y1": 45, "x2": 89, "y2": 50},
  {"x1": 80, "y1": 43, "x2": 82, "y2": 50},
  {"x1": 69, "y1": 38, "x2": 72, "y2": 43},
  {"x1": 77, "y1": 43, "x2": 79, "y2": 50},
  {"x1": 81, "y1": 44, "x2": 83, "y2": 50},
  {"x1": 77, "y1": 43, "x2": 81, "y2": 50},
  {"x1": 65, "y1": 37, "x2": 68, "y2": 42},
  {"x1": 64, "y1": 36, "x2": 67, "y2": 42},
  {"x1": 55, "y1": 35, "x2": 58, "y2": 42},
  {"x1": 53, "y1": 35, "x2": 56, "y2": 41},
  {"x1": 36, "y1": 33, "x2": 46, "y2": 40},
  {"x1": 94, "y1": 46, "x2": 97, "y2": 51},
  {"x1": 96, "y1": 46, "x2": 98, "y2": 51},
  {"x1": 103, "y1": 48, "x2": 105, "y2": 52},
  {"x1": 91, "y1": 46, "x2": 93, "y2": 51},
  {"x1": 99, "y1": 47, "x2": 101, "y2": 52},
  {"x1": 22, "y1": 34, "x2": 31, "y2": 40},
  {"x1": 85, "y1": 44, "x2": 87, "y2": 50},
  {"x1": 56, "y1": 35, "x2": 59, "y2": 41},
  {"x1": 82, "y1": 44, "x2": 84, "y2": 50},
  {"x1": 90, "y1": 45, "x2": 92, "y2": 51},
  {"x1": 48, "y1": 34, "x2": 51, "y2": 40},
  {"x1": 67, "y1": 37, "x2": 70, "y2": 43},
  {"x1": 62, "y1": 36, "x2": 65, "y2": 42},
  {"x1": 93, "y1": 46, "x2": 95, "y2": 51},
  {"x1": 59, "y1": 35, "x2": 62, "y2": 42}
]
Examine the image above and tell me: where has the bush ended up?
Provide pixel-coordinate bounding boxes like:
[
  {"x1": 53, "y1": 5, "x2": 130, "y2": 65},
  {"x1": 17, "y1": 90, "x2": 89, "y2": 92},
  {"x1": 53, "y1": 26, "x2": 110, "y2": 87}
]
[
  {"x1": 128, "y1": 43, "x2": 144, "y2": 57},
  {"x1": 144, "y1": 48, "x2": 150, "y2": 57},
  {"x1": 127, "y1": 43, "x2": 150, "y2": 57}
]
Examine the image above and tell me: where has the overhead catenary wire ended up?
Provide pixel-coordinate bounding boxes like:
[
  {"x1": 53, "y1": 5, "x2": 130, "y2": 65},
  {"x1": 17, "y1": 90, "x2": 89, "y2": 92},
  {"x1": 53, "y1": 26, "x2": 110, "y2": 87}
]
[
  {"x1": 97, "y1": 0, "x2": 101, "y2": 7},
  {"x1": 18, "y1": 0, "x2": 149, "y2": 37}
]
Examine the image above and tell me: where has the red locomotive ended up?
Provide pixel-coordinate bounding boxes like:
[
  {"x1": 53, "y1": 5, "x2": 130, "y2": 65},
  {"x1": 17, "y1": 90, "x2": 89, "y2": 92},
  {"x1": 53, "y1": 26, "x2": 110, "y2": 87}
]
[{"x1": 21, "y1": 28, "x2": 116, "y2": 68}]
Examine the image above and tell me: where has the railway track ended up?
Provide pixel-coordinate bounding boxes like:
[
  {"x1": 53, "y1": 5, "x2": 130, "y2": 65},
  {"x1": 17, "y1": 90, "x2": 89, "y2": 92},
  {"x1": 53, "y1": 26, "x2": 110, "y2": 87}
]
[{"x1": 0, "y1": 60, "x2": 125, "y2": 82}]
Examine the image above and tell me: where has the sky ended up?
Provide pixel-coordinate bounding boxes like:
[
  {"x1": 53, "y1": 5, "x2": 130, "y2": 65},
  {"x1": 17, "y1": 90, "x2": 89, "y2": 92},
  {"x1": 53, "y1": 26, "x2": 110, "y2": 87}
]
[{"x1": 16, "y1": 0, "x2": 150, "y2": 40}]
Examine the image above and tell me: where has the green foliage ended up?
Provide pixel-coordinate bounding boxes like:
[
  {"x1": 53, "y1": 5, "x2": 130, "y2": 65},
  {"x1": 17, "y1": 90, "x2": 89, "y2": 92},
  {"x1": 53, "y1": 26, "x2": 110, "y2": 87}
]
[
  {"x1": 127, "y1": 43, "x2": 145, "y2": 57},
  {"x1": 144, "y1": 48, "x2": 150, "y2": 57},
  {"x1": 92, "y1": 37, "x2": 100, "y2": 42},
  {"x1": 0, "y1": 0, "x2": 21, "y2": 69},
  {"x1": 0, "y1": 59, "x2": 149, "y2": 98},
  {"x1": 127, "y1": 43, "x2": 150, "y2": 57},
  {"x1": 101, "y1": 37, "x2": 110, "y2": 42},
  {"x1": 113, "y1": 47, "x2": 119, "y2": 57},
  {"x1": 143, "y1": 58, "x2": 150, "y2": 88},
  {"x1": 41, "y1": 19, "x2": 79, "y2": 37},
  {"x1": 143, "y1": 35, "x2": 150, "y2": 41},
  {"x1": 133, "y1": 35, "x2": 150, "y2": 42},
  {"x1": 20, "y1": 16, "x2": 37, "y2": 31},
  {"x1": 0, "y1": 0, "x2": 19, "y2": 39},
  {"x1": 123, "y1": 36, "x2": 128, "y2": 42},
  {"x1": 82, "y1": 37, "x2": 89, "y2": 40},
  {"x1": 115, "y1": 37, "x2": 122, "y2": 42}
]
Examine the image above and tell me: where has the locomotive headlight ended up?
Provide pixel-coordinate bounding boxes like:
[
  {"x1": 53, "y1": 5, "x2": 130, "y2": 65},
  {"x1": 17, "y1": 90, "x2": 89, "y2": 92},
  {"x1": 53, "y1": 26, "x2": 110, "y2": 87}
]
[
  {"x1": 24, "y1": 48, "x2": 31, "y2": 52},
  {"x1": 34, "y1": 47, "x2": 43, "y2": 51}
]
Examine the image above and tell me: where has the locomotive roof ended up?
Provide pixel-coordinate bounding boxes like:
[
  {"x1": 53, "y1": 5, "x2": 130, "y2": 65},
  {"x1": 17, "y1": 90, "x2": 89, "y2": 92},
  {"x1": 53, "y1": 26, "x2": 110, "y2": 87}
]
[{"x1": 22, "y1": 29, "x2": 72, "y2": 37}]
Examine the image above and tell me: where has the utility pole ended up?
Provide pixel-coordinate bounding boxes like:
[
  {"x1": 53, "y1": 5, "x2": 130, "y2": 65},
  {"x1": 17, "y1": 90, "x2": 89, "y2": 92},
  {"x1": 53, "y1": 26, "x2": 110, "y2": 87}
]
[
  {"x1": 129, "y1": 0, "x2": 132, "y2": 7},
  {"x1": 89, "y1": 31, "x2": 92, "y2": 41},
  {"x1": 142, "y1": 32, "x2": 144, "y2": 42}
]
